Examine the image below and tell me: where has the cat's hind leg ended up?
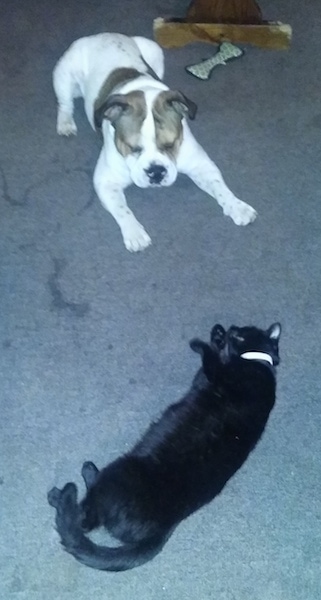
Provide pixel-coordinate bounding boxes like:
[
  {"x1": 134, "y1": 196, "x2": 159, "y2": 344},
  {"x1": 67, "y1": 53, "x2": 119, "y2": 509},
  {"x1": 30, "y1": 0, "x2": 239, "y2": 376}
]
[
  {"x1": 190, "y1": 339, "x2": 220, "y2": 382},
  {"x1": 211, "y1": 324, "x2": 226, "y2": 350},
  {"x1": 48, "y1": 482, "x2": 81, "y2": 546},
  {"x1": 48, "y1": 486, "x2": 62, "y2": 509},
  {"x1": 81, "y1": 461, "x2": 99, "y2": 490},
  {"x1": 79, "y1": 462, "x2": 100, "y2": 533}
]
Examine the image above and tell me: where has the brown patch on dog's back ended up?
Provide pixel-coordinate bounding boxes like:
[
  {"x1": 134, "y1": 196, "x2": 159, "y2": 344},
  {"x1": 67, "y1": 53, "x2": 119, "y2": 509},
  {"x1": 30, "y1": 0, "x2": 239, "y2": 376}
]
[{"x1": 94, "y1": 68, "x2": 142, "y2": 130}]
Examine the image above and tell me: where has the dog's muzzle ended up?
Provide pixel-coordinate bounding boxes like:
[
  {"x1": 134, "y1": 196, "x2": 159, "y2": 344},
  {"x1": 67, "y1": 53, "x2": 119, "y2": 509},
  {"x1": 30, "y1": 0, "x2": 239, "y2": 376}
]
[{"x1": 144, "y1": 163, "x2": 167, "y2": 185}]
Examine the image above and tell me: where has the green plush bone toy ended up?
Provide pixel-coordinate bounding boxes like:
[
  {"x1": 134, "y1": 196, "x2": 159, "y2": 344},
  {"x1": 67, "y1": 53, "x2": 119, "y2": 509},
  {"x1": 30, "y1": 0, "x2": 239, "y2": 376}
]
[{"x1": 185, "y1": 42, "x2": 244, "y2": 80}]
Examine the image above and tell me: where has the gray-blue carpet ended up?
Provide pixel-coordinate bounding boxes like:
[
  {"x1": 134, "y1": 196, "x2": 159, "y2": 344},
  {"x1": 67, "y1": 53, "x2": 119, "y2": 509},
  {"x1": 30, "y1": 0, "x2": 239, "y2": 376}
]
[{"x1": 1, "y1": 1, "x2": 320, "y2": 598}]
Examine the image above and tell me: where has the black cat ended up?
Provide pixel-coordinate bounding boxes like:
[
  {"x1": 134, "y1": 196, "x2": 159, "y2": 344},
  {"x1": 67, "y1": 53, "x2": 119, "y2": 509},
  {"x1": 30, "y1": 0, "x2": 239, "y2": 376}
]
[{"x1": 48, "y1": 322, "x2": 281, "y2": 572}]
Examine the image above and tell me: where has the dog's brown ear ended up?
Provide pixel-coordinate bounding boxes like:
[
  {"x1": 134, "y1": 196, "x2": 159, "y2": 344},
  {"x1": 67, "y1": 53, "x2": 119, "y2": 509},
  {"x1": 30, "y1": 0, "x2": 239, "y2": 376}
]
[
  {"x1": 165, "y1": 91, "x2": 197, "y2": 120},
  {"x1": 94, "y1": 94, "x2": 130, "y2": 129}
]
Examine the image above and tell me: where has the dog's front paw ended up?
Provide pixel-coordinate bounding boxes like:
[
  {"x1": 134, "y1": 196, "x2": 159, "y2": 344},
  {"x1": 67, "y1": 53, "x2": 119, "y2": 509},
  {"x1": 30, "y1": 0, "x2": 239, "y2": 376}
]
[
  {"x1": 225, "y1": 200, "x2": 257, "y2": 226},
  {"x1": 57, "y1": 113, "x2": 77, "y2": 136},
  {"x1": 123, "y1": 223, "x2": 152, "y2": 252}
]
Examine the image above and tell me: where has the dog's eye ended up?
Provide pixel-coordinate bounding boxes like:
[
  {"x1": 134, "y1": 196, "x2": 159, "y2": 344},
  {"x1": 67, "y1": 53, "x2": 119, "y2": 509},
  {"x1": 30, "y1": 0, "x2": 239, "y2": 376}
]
[
  {"x1": 129, "y1": 145, "x2": 142, "y2": 155},
  {"x1": 162, "y1": 142, "x2": 175, "y2": 151}
]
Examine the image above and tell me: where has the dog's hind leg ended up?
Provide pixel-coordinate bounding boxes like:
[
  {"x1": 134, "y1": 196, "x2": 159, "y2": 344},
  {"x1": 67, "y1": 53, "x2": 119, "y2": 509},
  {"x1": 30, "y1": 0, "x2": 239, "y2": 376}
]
[
  {"x1": 53, "y1": 55, "x2": 80, "y2": 136},
  {"x1": 132, "y1": 37, "x2": 165, "y2": 79}
]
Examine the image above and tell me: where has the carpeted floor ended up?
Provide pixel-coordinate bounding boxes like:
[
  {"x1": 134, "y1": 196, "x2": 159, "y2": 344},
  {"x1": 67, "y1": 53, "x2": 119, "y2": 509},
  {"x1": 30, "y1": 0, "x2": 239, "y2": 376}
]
[{"x1": 0, "y1": 1, "x2": 320, "y2": 598}]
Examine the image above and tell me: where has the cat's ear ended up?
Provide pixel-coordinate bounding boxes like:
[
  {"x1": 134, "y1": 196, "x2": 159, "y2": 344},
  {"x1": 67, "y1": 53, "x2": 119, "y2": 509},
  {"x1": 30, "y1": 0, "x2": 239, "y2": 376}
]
[
  {"x1": 267, "y1": 323, "x2": 281, "y2": 341},
  {"x1": 190, "y1": 338, "x2": 217, "y2": 381},
  {"x1": 210, "y1": 324, "x2": 226, "y2": 349}
]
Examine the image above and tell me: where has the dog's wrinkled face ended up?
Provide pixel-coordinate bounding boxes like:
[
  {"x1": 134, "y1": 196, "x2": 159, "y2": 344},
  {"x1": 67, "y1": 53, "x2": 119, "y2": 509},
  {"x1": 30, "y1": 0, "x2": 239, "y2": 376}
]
[{"x1": 98, "y1": 88, "x2": 197, "y2": 188}]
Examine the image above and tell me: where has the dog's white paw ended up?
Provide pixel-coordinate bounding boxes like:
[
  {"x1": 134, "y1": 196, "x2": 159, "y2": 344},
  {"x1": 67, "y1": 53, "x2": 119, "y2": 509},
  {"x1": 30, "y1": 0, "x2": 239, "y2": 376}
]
[
  {"x1": 57, "y1": 113, "x2": 77, "y2": 136},
  {"x1": 123, "y1": 224, "x2": 152, "y2": 252},
  {"x1": 225, "y1": 200, "x2": 257, "y2": 226}
]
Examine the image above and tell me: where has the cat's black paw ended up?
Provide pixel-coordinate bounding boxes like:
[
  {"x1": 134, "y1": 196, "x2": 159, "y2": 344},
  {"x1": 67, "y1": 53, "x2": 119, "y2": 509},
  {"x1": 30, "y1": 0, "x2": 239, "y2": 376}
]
[
  {"x1": 50, "y1": 483, "x2": 81, "y2": 546},
  {"x1": 81, "y1": 461, "x2": 99, "y2": 490},
  {"x1": 48, "y1": 486, "x2": 62, "y2": 508},
  {"x1": 48, "y1": 483, "x2": 77, "y2": 512},
  {"x1": 211, "y1": 324, "x2": 226, "y2": 349},
  {"x1": 60, "y1": 482, "x2": 78, "y2": 506},
  {"x1": 189, "y1": 338, "x2": 207, "y2": 355},
  {"x1": 190, "y1": 338, "x2": 218, "y2": 382}
]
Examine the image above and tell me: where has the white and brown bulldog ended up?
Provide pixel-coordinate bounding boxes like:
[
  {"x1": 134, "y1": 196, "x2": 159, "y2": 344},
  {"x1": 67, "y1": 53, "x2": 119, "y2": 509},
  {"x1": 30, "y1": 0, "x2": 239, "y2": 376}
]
[{"x1": 53, "y1": 33, "x2": 257, "y2": 251}]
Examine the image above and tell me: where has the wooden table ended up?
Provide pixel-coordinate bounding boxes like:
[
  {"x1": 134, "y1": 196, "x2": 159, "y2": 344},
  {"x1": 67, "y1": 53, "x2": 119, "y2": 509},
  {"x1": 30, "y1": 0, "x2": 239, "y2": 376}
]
[{"x1": 154, "y1": 0, "x2": 292, "y2": 50}]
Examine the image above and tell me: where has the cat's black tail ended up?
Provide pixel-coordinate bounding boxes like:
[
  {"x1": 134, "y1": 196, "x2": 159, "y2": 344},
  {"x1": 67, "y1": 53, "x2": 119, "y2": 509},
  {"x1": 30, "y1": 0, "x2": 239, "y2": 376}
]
[{"x1": 48, "y1": 483, "x2": 167, "y2": 572}]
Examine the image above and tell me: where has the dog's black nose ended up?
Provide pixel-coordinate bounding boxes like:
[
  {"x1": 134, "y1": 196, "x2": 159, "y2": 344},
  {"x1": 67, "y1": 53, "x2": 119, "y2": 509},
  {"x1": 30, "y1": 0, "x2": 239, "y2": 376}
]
[{"x1": 145, "y1": 164, "x2": 167, "y2": 184}]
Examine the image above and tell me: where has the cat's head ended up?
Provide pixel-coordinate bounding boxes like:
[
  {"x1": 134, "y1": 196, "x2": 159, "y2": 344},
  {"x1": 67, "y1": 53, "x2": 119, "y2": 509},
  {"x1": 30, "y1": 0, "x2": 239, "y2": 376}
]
[{"x1": 227, "y1": 323, "x2": 281, "y2": 366}]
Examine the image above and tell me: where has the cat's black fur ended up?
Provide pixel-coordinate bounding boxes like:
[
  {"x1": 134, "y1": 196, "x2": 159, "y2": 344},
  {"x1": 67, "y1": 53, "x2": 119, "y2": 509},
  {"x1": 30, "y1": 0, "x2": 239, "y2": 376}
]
[{"x1": 48, "y1": 322, "x2": 281, "y2": 572}]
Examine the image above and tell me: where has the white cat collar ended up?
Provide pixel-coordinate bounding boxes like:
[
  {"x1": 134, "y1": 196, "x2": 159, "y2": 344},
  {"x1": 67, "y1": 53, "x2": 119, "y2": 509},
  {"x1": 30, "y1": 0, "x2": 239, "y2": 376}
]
[{"x1": 241, "y1": 352, "x2": 273, "y2": 365}]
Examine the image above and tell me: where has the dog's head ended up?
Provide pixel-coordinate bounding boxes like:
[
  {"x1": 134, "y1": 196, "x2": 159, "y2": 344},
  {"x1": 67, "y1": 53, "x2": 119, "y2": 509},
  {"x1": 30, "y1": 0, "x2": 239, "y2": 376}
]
[{"x1": 94, "y1": 88, "x2": 197, "y2": 188}]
